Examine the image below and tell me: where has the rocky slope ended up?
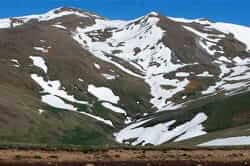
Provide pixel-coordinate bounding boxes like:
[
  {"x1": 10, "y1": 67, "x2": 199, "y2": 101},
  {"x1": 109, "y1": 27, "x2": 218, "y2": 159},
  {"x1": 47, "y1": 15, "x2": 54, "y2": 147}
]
[{"x1": 0, "y1": 7, "x2": 250, "y2": 147}]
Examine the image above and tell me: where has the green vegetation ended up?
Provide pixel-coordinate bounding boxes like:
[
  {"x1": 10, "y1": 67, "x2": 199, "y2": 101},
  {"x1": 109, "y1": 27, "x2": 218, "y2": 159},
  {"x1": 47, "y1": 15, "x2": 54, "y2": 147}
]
[
  {"x1": 142, "y1": 91, "x2": 250, "y2": 131},
  {"x1": 135, "y1": 91, "x2": 250, "y2": 146},
  {"x1": 15, "y1": 155, "x2": 22, "y2": 160},
  {"x1": 0, "y1": 103, "x2": 115, "y2": 146},
  {"x1": 60, "y1": 127, "x2": 111, "y2": 145}
]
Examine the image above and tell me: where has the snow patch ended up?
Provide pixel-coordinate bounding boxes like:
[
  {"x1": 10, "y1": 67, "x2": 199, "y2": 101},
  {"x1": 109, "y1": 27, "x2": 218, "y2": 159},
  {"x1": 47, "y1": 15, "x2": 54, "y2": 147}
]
[
  {"x1": 31, "y1": 74, "x2": 114, "y2": 126},
  {"x1": 42, "y1": 94, "x2": 77, "y2": 111},
  {"x1": 197, "y1": 72, "x2": 213, "y2": 77},
  {"x1": 79, "y1": 111, "x2": 113, "y2": 127},
  {"x1": 73, "y1": 16, "x2": 188, "y2": 111},
  {"x1": 38, "y1": 109, "x2": 45, "y2": 114},
  {"x1": 183, "y1": 26, "x2": 224, "y2": 55},
  {"x1": 147, "y1": 76, "x2": 190, "y2": 111},
  {"x1": 218, "y1": 56, "x2": 231, "y2": 63},
  {"x1": 10, "y1": 59, "x2": 20, "y2": 68},
  {"x1": 94, "y1": 63, "x2": 101, "y2": 69},
  {"x1": 202, "y1": 61, "x2": 250, "y2": 95},
  {"x1": 115, "y1": 112, "x2": 207, "y2": 146},
  {"x1": 78, "y1": 78, "x2": 84, "y2": 82},
  {"x1": 102, "y1": 102, "x2": 127, "y2": 115},
  {"x1": 31, "y1": 74, "x2": 88, "y2": 107},
  {"x1": 169, "y1": 17, "x2": 212, "y2": 25},
  {"x1": 102, "y1": 73, "x2": 116, "y2": 80},
  {"x1": 210, "y1": 23, "x2": 250, "y2": 51},
  {"x1": 33, "y1": 47, "x2": 48, "y2": 53},
  {"x1": 198, "y1": 136, "x2": 250, "y2": 146},
  {"x1": 88, "y1": 84, "x2": 120, "y2": 104},
  {"x1": 176, "y1": 72, "x2": 190, "y2": 77},
  {"x1": 52, "y1": 24, "x2": 67, "y2": 30},
  {"x1": 30, "y1": 56, "x2": 48, "y2": 73},
  {"x1": 0, "y1": 19, "x2": 11, "y2": 29}
]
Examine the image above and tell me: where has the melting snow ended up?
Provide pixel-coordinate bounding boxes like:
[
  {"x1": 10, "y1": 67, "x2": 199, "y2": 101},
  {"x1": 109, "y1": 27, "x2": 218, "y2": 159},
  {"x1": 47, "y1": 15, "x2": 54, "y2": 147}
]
[
  {"x1": 94, "y1": 63, "x2": 101, "y2": 69},
  {"x1": 125, "y1": 117, "x2": 133, "y2": 124},
  {"x1": 102, "y1": 73, "x2": 116, "y2": 80},
  {"x1": 197, "y1": 72, "x2": 213, "y2": 77},
  {"x1": 52, "y1": 24, "x2": 67, "y2": 30},
  {"x1": 31, "y1": 74, "x2": 113, "y2": 126},
  {"x1": 218, "y1": 56, "x2": 232, "y2": 63},
  {"x1": 31, "y1": 74, "x2": 88, "y2": 106},
  {"x1": 38, "y1": 109, "x2": 45, "y2": 114},
  {"x1": 202, "y1": 60, "x2": 250, "y2": 95},
  {"x1": 0, "y1": 19, "x2": 11, "y2": 29},
  {"x1": 169, "y1": 17, "x2": 212, "y2": 25},
  {"x1": 10, "y1": 59, "x2": 19, "y2": 64},
  {"x1": 10, "y1": 59, "x2": 20, "y2": 68},
  {"x1": 78, "y1": 78, "x2": 84, "y2": 82},
  {"x1": 40, "y1": 40, "x2": 46, "y2": 43},
  {"x1": 233, "y1": 56, "x2": 250, "y2": 65},
  {"x1": 79, "y1": 111, "x2": 113, "y2": 127},
  {"x1": 176, "y1": 72, "x2": 190, "y2": 77},
  {"x1": 171, "y1": 17, "x2": 250, "y2": 52},
  {"x1": 41, "y1": 94, "x2": 77, "y2": 111},
  {"x1": 88, "y1": 84, "x2": 120, "y2": 104},
  {"x1": 183, "y1": 26, "x2": 224, "y2": 55},
  {"x1": 115, "y1": 112, "x2": 207, "y2": 146},
  {"x1": 198, "y1": 136, "x2": 250, "y2": 146},
  {"x1": 72, "y1": 15, "x2": 189, "y2": 110},
  {"x1": 33, "y1": 47, "x2": 48, "y2": 53},
  {"x1": 71, "y1": 11, "x2": 250, "y2": 110},
  {"x1": 147, "y1": 76, "x2": 190, "y2": 111},
  {"x1": 30, "y1": 56, "x2": 48, "y2": 73},
  {"x1": 102, "y1": 102, "x2": 127, "y2": 115},
  {"x1": 209, "y1": 23, "x2": 250, "y2": 52},
  {"x1": 170, "y1": 17, "x2": 250, "y2": 52}
]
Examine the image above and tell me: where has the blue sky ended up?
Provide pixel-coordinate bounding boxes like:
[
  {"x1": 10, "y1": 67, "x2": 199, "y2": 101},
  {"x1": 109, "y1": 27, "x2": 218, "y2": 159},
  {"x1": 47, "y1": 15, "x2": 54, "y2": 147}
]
[{"x1": 0, "y1": 0, "x2": 249, "y2": 26}]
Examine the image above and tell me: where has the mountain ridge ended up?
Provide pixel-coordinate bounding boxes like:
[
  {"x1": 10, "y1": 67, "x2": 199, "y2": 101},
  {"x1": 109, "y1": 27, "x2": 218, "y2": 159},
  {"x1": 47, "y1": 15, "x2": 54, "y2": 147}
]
[{"x1": 0, "y1": 7, "x2": 250, "y2": 147}]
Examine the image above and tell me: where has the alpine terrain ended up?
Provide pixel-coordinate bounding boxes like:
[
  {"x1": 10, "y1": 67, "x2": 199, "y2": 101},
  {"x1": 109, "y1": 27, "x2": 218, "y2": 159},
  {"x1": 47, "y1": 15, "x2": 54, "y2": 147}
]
[{"x1": 1, "y1": 7, "x2": 250, "y2": 147}]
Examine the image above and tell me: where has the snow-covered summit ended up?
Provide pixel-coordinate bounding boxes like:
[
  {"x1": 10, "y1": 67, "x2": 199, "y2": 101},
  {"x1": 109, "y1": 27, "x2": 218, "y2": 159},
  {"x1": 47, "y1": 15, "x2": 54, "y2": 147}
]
[{"x1": 0, "y1": 7, "x2": 104, "y2": 29}]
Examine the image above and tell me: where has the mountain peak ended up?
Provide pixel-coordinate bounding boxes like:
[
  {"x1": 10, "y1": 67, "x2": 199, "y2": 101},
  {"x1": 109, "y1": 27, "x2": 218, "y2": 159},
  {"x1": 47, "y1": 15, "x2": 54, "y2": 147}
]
[
  {"x1": 52, "y1": 7, "x2": 89, "y2": 15},
  {"x1": 147, "y1": 11, "x2": 159, "y2": 16},
  {"x1": 42, "y1": 7, "x2": 104, "y2": 19},
  {"x1": 1, "y1": 6, "x2": 250, "y2": 147}
]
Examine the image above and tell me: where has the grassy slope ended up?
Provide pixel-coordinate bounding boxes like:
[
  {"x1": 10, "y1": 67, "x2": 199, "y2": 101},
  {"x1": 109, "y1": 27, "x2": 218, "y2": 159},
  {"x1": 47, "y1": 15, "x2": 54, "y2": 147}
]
[
  {"x1": 140, "y1": 91, "x2": 250, "y2": 146},
  {"x1": 0, "y1": 22, "x2": 151, "y2": 146}
]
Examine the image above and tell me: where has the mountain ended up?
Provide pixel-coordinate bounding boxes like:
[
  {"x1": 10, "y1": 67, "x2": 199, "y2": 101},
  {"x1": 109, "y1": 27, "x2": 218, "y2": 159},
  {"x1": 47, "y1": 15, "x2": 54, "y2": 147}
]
[{"x1": 1, "y1": 7, "x2": 250, "y2": 147}]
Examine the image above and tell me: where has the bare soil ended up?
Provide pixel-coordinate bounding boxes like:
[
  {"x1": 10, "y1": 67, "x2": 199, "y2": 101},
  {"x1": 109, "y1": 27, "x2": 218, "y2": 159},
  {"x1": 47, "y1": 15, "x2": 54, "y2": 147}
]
[{"x1": 0, "y1": 149, "x2": 250, "y2": 166}]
